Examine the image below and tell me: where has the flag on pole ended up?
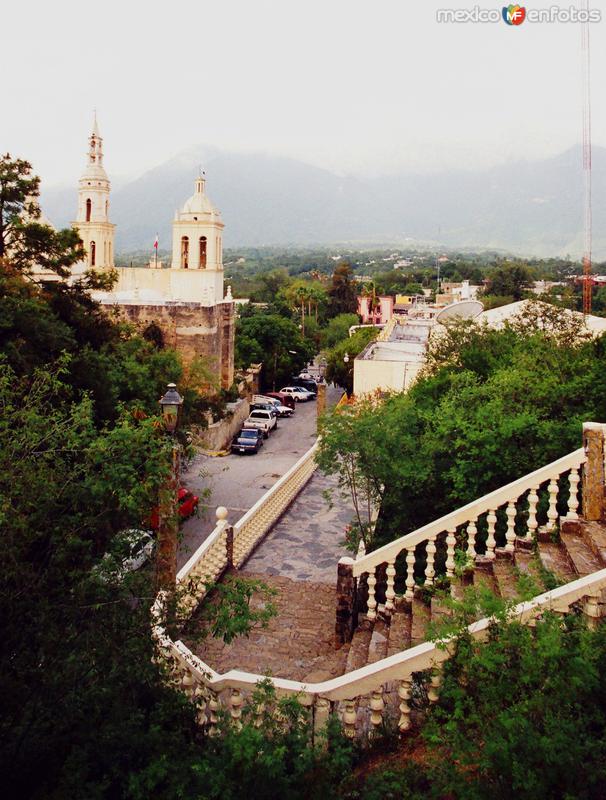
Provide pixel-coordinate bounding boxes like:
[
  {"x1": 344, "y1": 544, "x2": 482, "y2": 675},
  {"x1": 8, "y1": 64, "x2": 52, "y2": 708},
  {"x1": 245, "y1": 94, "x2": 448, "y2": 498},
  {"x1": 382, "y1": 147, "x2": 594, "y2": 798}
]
[{"x1": 153, "y1": 235, "x2": 159, "y2": 250}]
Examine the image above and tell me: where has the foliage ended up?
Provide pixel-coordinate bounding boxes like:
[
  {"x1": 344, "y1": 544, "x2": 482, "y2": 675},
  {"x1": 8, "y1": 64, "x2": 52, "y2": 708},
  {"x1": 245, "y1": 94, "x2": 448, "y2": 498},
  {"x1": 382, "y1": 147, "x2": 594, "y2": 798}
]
[
  {"x1": 324, "y1": 327, "x2": 378, "y2": 395},
  {"x1": 193, "y1": 682, "x2": 355, "y2": 800},
  {"x1": 423, "y1": 608, "x2": 606, "y2": 799},
  {"x1": 320, "y1": 313, "x2": 360, "y2": 349},
  {"x1": 235, "y1": 310, "x2": 315, "y2": 391},
  {"x1": 483, "y1": 261, "x2": 534, "y2": 301},
  {"x1": 0, "y1": 153, "x2": 85, "y2": 276},
  {"x1": 320, "y1": 306, "x2": 606, "y2": 546},
  {"x1": 328, "y1": 260, "x2": 358, "y2": 317}
]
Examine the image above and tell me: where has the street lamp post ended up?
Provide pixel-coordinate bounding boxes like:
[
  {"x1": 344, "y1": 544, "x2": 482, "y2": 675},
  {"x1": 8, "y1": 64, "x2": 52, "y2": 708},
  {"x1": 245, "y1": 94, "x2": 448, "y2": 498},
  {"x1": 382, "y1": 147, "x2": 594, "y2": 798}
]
[{"x1": 156, "y1": 383, "x2": 184, "y2": 592}]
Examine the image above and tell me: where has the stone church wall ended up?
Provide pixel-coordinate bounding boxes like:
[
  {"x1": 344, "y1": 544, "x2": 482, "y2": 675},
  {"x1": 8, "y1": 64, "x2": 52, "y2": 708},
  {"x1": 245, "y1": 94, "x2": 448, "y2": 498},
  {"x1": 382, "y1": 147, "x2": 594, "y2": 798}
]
[{"x1": 108, "y1": 300, "x2": 235, "y2": 389}]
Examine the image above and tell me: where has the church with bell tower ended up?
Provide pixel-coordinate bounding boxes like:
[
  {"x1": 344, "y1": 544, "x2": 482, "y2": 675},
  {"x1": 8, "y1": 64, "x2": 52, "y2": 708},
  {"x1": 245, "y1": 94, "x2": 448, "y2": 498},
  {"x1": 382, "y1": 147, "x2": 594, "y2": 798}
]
[
  {"x1": 73, "y1": 115, "x2": 115, "y2": 271},
  {"x1": 79, "y1": 115, "x2": 235, "y2": 389}
]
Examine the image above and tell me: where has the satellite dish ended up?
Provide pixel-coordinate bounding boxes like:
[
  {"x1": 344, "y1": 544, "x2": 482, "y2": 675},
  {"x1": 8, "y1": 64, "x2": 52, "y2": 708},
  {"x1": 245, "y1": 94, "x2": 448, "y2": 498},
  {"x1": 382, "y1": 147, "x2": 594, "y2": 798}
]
[{"x1": 435, "y1": 300, "x2": 484, "y2": 324}]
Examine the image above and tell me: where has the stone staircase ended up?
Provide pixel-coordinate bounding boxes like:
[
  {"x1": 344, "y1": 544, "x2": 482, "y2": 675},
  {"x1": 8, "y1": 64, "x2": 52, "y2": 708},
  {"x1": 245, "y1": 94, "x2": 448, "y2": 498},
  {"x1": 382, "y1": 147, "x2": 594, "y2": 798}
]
[{"x1": 343, "y1": 519, "x2": 606, "y2": 674}]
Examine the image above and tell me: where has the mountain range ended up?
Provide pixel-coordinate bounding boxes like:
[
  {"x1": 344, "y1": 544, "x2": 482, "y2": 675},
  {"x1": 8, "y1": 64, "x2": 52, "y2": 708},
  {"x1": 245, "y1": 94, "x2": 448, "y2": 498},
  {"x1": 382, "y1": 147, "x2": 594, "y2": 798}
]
[{"x1": 40, "y1": 145, "x2": 606, "y2": 260}]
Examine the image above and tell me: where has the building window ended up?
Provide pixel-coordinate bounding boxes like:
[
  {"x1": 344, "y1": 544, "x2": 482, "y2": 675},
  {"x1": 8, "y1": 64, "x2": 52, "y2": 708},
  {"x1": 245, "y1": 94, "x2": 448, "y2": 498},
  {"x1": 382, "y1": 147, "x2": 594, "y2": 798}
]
[
  {"x1": 90, "y1": 240, "x2": 96, "y2": 267},
  {"x1": 181, "y1": 236, "x2": 189, "y2": 269},
  {"x1": 199, "y1": 236, "x2": 207, "y2": 268},
  {"x1": 86, "y1": 198, "x2": 92, "y2": 222}
]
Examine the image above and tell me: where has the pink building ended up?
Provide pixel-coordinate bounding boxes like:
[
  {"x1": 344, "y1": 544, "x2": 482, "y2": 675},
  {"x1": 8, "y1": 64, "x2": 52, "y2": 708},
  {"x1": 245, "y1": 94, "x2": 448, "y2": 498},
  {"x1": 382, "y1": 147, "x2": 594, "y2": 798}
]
[{"x1": 357, "y1": 295, "x2": 394, "y2": 325}]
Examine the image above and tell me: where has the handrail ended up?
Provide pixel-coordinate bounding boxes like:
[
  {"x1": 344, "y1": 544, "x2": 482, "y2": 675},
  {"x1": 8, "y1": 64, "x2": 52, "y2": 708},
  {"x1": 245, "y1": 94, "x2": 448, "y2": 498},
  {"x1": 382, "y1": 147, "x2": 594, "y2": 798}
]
[
  {"x1": 159, "y1": 567, "x2": 606, "y2": 704},
  {"x1": 352, "y1": 447, "x2": 586, "y2": 577},
  {"x1": 233, "y1": 440, "x2": 319, "y2": 536}
]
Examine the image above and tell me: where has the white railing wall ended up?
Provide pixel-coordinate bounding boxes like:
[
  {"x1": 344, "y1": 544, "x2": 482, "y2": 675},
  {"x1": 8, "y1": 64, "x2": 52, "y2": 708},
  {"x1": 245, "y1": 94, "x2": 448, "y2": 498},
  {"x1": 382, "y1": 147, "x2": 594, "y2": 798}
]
[
  {"x1": 352, "y1": 448, "x2": 586, "y2": 619},
  {"x1": 153, "y1": 568, "x2": 606, "y2": 738},
  {"x1": 176, "y1": 441, "x2": 319, "y2": 611}
]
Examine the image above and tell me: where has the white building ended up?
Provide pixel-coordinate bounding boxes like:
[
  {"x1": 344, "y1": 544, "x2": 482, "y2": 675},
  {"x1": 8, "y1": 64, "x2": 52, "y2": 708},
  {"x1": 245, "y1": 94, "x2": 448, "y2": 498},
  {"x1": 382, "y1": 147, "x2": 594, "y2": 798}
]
[{"x1": 73, "y1": 115, "x2": 115, "y2": 272}]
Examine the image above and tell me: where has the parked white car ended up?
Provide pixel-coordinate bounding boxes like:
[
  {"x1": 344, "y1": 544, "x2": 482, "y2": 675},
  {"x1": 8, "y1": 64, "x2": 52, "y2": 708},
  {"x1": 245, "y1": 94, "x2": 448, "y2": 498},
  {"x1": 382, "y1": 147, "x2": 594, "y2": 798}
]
[
  {"x1": 243, "y1": 408, "x2": 278, "y2": 437},
  {"x1": 95, "y1": 529, "x2": 155, "y2": 583},
  {"x1": 252, "y1": 395, "x2": 294, "y2": 417},
  {"x1": 280, "y1": 386, "x2": 314, "y2": 402}
]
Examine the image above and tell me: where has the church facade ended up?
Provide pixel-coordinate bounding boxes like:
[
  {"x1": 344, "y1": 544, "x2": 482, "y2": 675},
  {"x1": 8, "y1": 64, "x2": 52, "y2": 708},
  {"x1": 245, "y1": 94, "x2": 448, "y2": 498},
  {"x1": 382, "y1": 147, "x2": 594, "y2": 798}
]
[{"x1": 74, "y1": 118, "x2": 235, "y2": 389}]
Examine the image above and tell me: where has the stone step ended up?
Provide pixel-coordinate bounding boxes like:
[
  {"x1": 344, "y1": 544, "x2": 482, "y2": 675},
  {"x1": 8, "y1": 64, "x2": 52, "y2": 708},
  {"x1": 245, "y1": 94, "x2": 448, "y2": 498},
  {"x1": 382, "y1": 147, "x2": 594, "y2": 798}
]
[
  {"x1": 492, "y1": 559, "x2": 522, "y2": 601},
  {"x1": 514, "y1": 549, "x2": 547, "y2": 593},
  {"x1": 560, "y1": 529, "x2": 603, "y2": 577},
  {"x1": 410, "y1": 597, "x2": 431, "y2": 647},
  {"x1": 537, "y1": 540, "x2": 576, "y2": 584},
  {"x1": 345, "y1": 618, "x2": 372, "y2": 673},
  {"x1": 579, "y1": 521, "x2": 606, "y2": 568},
  {"x1": 386, "y1": 606, "x2": 412, "y2": 657},
  {"x1": 473, "y1": 567, "x2": 501, "y2": 598},
  {"x1": 367, "y1": 618, "x2": 389, "y2": 664}
]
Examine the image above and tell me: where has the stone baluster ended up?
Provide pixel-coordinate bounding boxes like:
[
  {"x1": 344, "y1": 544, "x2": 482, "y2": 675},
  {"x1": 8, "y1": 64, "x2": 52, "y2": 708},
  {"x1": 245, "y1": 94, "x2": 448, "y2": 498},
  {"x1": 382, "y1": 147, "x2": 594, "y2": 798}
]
[
  {"x1": 342, "y1": 699, "x2": 357, "y2": 738},
  {"x1": 445, "y1": 527, "x2": 457, "y2": 577},
  {"x1": 229, "y1": 688, "x2": 244, "y2": 729},
  {"x1": 505, "y1": 501, "x2": 517, "y2": 553},
  {"x1": 466, "y1": 518, "x2": 477, "y2": 560},
  {"x1": 367, "y1": 568, "x2": 378, "y2": 620},
  {"x1": 405, "y1": 547, "x2": 416, "y2": 601},
  {"x1": 427, "y1": 668, "x2": 442, "y2": 704},
  {"x1": 181, "y1": 669, "x2": 196, "y2": 700},
  {"x1": 385, "y1": 560, "x2": 396, "y2": 613},
  {"x1": 194, "y1": 684, "x2": 209, "y2": 727},
  {"x1": 566, "y1": 468, "x2": 581, "y2": 521},
  {"x1": 398, "y1": 678, "x2": 413, "y2": 733},
  {"x1": 208, "y1": 691, "x2": 221, "y2": 735},
  {"x1": 526, "y1": 486, "x2": 539, "y2": 541},
  {"x1": 369, "y1": 688, "x2": 385, "y2": 730},
  {"x1": 486, "y1": 510, "x2": 497, "y2": 560},
  {"x1": 583, "y1": 593, "x2": 605, "y2": 628},
  {"x1": 425, "y1": 535, "x2": 437, "y2": 586},
  {"x1": 314, "y1": 696, "x2": 331, "y2": 739},
  {"x1": 546, "y1": 478, "x2": 559, "y2": 532}
]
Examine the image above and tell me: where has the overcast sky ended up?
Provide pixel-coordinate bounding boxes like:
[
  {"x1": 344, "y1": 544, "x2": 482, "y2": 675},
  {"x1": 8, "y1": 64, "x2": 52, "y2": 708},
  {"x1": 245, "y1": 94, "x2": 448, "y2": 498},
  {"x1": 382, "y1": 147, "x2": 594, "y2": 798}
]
[{"x1": 4, "y1": 0, "x2": 604, "y2": 188}]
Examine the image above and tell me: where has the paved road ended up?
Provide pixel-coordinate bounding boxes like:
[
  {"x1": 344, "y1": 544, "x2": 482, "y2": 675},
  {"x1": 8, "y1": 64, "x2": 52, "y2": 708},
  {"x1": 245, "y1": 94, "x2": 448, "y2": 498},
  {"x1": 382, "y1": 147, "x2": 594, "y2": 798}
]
[{"x1": 177, "y1": 384, "x2": 343, "y2": 569}]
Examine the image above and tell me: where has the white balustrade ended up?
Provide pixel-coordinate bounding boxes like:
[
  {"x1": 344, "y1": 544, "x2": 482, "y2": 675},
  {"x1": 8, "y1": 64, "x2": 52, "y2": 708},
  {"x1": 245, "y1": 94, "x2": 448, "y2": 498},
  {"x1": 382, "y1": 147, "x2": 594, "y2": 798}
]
[
  {"x1": 153, "y1": 567, "x2": 606, "y2": 740},
  {"x1": 351, "y1": 449, "x2": 585, "y2": 606},
  {"x1": 152, "y1": 445, "x2": 601, "y2": 741}
]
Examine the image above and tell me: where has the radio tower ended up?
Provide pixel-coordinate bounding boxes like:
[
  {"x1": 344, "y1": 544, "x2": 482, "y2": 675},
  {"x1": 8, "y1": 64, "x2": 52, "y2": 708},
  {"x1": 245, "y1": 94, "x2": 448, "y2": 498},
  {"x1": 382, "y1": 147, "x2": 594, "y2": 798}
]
[{"x1": 581, "y1": 0, "x2": 593, "y2": 315}]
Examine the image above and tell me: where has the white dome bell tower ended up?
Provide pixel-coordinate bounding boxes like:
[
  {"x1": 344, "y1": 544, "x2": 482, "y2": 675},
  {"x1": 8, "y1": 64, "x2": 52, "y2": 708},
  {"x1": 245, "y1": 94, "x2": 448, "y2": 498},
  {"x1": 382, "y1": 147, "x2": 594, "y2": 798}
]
[
  {"x1": 171, "y1": 172, "x2": 225, "y2": 304},
  {"x1": 73, "y1": 113, "x2": 115, "y2": 270}
]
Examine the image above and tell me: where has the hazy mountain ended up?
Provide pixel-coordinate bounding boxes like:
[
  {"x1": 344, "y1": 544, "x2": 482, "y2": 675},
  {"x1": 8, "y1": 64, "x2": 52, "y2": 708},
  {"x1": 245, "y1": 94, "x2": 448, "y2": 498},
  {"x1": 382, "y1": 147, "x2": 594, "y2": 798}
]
[{"x1": 41, "y1": 145, "x2": 606, "y2": 260}]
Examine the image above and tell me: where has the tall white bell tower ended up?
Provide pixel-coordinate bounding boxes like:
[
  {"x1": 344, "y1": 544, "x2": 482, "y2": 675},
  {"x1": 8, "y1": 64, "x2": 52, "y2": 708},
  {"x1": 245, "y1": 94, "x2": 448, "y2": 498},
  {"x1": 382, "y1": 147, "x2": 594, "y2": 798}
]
[{"x1": 73, "y1": 114, "x2": 115, "y2": 270}]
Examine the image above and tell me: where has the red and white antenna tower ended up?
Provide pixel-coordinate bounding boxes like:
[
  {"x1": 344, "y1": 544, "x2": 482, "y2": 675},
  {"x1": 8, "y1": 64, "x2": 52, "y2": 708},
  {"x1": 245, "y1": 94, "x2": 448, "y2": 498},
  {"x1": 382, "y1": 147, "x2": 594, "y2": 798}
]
[{"x1": 581, "y1": 0, "x2": 593, "y2": 315}]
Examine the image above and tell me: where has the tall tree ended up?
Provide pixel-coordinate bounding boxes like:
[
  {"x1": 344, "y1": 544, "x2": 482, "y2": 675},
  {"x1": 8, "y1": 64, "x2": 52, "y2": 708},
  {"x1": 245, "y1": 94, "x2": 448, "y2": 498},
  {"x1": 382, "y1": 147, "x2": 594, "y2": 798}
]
[
  {"x1": 0, "y1": 153, "x2": 84, "y2": 276},
  {"x1": 328, "y1": 260, "x2": 358, "y2": 317}
]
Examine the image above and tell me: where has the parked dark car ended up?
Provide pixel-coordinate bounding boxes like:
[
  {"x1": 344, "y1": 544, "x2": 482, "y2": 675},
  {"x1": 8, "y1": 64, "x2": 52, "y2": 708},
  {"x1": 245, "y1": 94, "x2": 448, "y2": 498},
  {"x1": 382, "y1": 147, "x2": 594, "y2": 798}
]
[
  {"x1": 231, "y1": 427, "x2": 264, "y2": 454},
  {"x1": 290, "y1": 378, "x2": 318, "y2": 396},
  {"x1": 264, "y1": 391, "x2": 296, "y2": 411}
]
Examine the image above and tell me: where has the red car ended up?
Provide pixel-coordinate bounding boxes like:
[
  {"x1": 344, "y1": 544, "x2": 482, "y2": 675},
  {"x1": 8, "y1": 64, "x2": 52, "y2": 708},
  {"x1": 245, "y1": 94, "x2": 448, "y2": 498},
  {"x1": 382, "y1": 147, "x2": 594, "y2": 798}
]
[{"x1": 150, "y1": 487, "x2": 199, "y2": 530}]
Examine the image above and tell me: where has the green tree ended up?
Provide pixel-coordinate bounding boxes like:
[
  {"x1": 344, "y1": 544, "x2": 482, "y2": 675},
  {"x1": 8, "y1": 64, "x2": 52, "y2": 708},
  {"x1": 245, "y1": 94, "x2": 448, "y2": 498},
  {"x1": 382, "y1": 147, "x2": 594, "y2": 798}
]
[
  {"x1": 319, "y1": 306, "x2": 606, "y2": 546},
  {"x1": 320, "y1": 313, "x2": 360, "y2": 349},
  {"x1": 0, "y1": 153, "x2": 85, "y2": 276},
  {"x1": 324, "y1": 326, "x2": 378, "y2": 396},
  {"x1": 235, "y1": 312, "x2": 314, "y2": 390},
  {"x1": 327, "y1": 260, "x2": 358, "y2": 317},
  {"x1": 485, "y1": 261, "x2": 534, "y2": 301}
]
